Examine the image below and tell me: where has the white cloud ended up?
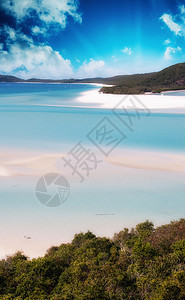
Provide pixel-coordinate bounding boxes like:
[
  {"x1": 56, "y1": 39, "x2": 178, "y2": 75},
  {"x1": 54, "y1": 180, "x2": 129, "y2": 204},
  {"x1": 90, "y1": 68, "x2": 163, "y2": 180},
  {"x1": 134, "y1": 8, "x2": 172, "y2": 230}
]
[
  {"x1": 1, "y1": 25, "x2": 33, "y2": 44},
  {"x1": 77, "y1": 59, "x2": 105, "y2": 78},
  {"x1": 3, "y1": 26, "x2": 17, "y2": 41},
  {"x1": 160, "y1": 5, "x2": 185, "y2": 61},
  {"x1": 31, "y1": 26, "x2": 47, "y2": 35},
  {"x1": 1, "y1": 0, "x2": 82, "y2": 30},
  {"x1": 180, "y1": 5, "x2": 185, "y2": 14},
  {"x1": 121, "y1": 47, "x2": 132, "y2": 55},
  {"x1": 163, "y1": 39, "x2": 171, "y2": 45},
  {"x1": 160, "y1": 14, "x2": 182, "y2": 36},
  {"x1": 0, "y1": 43, "x2": 73, "y2": 79},
  {"x1": 160, "y1": 3, "x2": 185, "y2": 37},
  {"x1": 76, "y1": 59, "x2": 125, "y2": 78},
  {"x1": 164, "y1": 46, "x2": 181, "y2": 60},
  {"x1": 0, "y1": 26, "x2": 120, "y2": 79},
  {"x1": 0, "y1": 26, "x2": 73, "y2": 79},
  {"x1": 0, "y1": 25, "x2": 120, "y2": 79},
  {"x1": 0, "y1": 1, "x2": 82, "y2": 79}
]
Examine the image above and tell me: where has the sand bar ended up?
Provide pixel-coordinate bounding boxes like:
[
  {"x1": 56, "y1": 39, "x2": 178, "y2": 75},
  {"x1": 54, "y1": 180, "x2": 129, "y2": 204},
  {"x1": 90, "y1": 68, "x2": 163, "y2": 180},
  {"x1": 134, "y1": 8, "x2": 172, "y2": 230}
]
[{"x1": 0, "y1": 147, "x2": 185, "y2": 178}]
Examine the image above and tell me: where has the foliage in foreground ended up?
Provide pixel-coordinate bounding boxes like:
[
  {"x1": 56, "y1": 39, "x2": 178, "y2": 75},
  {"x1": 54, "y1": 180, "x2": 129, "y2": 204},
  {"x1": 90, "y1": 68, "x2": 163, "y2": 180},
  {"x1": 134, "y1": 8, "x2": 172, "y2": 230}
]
[{"x1": 0, "y1": 219, "x2": 185, "y2": 299}]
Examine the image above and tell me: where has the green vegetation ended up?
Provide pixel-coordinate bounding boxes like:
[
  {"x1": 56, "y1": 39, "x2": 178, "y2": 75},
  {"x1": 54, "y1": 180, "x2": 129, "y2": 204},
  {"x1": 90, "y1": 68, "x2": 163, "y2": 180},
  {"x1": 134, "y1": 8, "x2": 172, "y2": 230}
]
[
  {"x1": 0, "y1": 219, "x2": 184, "y2": 299},
  {"x1": 1, "y1": 62, "x2": 185, "y2": 95},
  {"x1": 100, "y1": 62, "x2": 185, "y2": 94}
]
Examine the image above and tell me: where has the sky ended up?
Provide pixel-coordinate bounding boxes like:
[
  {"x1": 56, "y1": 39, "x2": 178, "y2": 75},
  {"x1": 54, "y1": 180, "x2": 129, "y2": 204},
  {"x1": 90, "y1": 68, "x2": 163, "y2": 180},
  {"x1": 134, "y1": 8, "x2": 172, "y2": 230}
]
[{"x1": 0, "y1": 0, "x2": 185, "y2": 79}]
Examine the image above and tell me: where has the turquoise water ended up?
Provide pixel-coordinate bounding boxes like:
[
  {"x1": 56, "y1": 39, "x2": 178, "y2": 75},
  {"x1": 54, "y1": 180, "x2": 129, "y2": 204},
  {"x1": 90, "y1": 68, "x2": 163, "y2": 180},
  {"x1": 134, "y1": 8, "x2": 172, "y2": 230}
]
[
  {"x1": 0, "y1": 82, "x2": 98, "y2": 107},
  {"x1": 0, "y1": 84, "x2": 185, "y2": 258},
  {"x1": 0, "y1": 107, "x2": 185, "y2": 153},
  {"x1": 164, "y1": 90, "x2": 185, "y2": 96},
  {"x1": 0, "y1": 83, "x2": 184, "y2": 152}
]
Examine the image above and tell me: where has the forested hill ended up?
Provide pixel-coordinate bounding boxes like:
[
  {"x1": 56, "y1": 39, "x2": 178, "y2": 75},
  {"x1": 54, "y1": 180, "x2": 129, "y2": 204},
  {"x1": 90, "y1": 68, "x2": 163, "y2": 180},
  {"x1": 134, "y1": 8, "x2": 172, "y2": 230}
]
[
  {"x1": 1, "y1": 62, "x2": 185, "y2": 94},
  {"x1": 100, "y1": 62, "x2": 185, "y2": 94},
  {"x1": 0, "y1": 219, "x2": 185, "y2": 299},
  {"x1": 0, "y1": 75, "x2": 22, "y2": 82}
]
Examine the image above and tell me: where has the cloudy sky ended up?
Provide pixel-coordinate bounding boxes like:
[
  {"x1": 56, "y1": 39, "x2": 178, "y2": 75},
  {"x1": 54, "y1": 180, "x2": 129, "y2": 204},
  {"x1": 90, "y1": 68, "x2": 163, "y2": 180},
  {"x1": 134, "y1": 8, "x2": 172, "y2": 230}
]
[{"x1": 0, "y1": 0, "x2": 184, "y2": 79}]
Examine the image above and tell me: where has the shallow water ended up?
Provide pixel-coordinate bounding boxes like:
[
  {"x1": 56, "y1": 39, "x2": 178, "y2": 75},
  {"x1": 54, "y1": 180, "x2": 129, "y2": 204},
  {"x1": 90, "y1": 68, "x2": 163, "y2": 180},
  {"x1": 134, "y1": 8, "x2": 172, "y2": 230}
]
[
  {"x1": 0, "y1": 83, "x2": 185, "y2": 258},
  {"x1": 163, "y1": 90, "x2": 185, "y2": 96}
]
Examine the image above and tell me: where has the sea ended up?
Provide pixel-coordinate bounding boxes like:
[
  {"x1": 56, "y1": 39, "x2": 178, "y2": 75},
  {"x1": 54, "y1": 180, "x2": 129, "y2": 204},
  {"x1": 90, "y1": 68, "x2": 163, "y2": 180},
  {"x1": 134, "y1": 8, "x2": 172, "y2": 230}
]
[{"x1": 0, "y1": 83, "x2": 184, "y2": 258}]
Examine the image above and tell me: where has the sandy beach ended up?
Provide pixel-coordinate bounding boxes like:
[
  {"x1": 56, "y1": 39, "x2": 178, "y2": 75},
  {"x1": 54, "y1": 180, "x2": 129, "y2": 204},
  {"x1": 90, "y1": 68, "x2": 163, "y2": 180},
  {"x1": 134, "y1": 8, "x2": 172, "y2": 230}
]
[{"x1": 76, "y1": 87, "x2": 185, "y2": 113}]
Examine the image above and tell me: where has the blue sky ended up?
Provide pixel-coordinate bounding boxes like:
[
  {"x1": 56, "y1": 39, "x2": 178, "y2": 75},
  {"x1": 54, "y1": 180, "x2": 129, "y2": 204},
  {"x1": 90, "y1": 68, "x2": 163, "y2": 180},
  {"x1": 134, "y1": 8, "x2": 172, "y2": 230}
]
[{"x1": 0, "y1": 0, "x2": 184, "y2": 79}]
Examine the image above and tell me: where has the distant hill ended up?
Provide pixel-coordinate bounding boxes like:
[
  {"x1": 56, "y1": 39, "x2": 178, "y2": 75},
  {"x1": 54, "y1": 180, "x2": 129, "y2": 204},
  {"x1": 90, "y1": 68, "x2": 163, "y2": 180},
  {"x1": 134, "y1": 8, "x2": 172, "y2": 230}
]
[
  {"x1": 1, "y1": 62, "x2": 185, "y2": 94},
  {"x1": 0, "y1": 75, "x2": 23, "y2": 82},
  {"x1": 100, "y1": 62, "x2": 185, "y2": 94}
]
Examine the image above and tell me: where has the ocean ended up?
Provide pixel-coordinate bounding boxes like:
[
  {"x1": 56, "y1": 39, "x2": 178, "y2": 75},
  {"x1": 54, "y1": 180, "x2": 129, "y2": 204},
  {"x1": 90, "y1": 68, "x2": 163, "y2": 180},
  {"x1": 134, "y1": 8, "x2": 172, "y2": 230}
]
[{"x1": 0, "y1": 83, "x2": 184, "y2": 258}]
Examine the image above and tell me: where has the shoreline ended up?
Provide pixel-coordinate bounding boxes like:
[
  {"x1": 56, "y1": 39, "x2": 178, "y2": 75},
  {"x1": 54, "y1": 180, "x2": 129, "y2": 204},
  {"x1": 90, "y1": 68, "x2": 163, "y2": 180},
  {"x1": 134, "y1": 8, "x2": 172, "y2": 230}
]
[
  {"x1": 2, "y1": 80, "x2": 185, "y2": 93},
  {"x1": 0, "y1": 81, "x2": 112, "y2": 88},
  {"x1": 161, "y1": 89, "x2": 185, "y2": 94},
  {"x1": 1, "y1": 81, "x2": 185, "y2": 113},
  {"x1": 75, "y1": 87, "x2": 185, "y2": 113}
]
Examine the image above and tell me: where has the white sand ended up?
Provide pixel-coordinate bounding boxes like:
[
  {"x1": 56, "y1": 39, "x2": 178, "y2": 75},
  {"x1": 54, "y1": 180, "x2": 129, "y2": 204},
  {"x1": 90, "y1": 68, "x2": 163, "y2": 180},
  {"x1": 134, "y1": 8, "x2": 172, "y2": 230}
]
[
  {"x1": 23, "y1": 86, "x2": 185, "y2": 113},
  {"x1": 76, "y1": 88, "x2": 185, "y2": 113},
  {"x1": 0, "y1": 147, "x2": 185, "y2": 178},
  {"x1": 107, "y1": 148, "x2": 185, "y2": 173},
  {"x1": 0, "y1": 150, "x2": 64, "y2": 177}
]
